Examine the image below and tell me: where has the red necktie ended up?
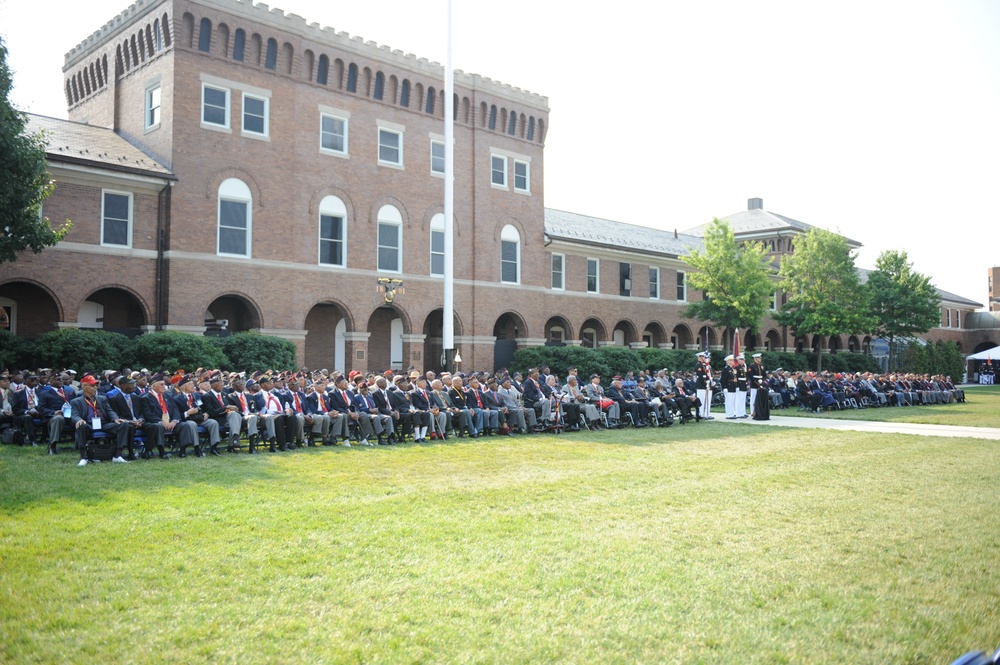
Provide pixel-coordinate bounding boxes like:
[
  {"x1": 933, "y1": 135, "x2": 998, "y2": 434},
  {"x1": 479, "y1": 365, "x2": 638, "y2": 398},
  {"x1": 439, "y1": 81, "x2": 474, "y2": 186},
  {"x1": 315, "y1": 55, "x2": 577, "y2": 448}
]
[
  {"x1": 294, "y1": 393, "x2": 302, "y2": 413},
  {"x1": 158, "y1": 393, "x2": 168, "y2": 415},
  {"x1": 475, "y1": 392, "x2": 483, "y2": 408},
  {"x1": 188, "y1": 395, "x2": 194, "y2": 408},
  {"x1": 317, "y1": 393, "x2": 327, "y2": 413},
  {"x1": 238, "y1": 393, "x2": 247, "y2": 412}
]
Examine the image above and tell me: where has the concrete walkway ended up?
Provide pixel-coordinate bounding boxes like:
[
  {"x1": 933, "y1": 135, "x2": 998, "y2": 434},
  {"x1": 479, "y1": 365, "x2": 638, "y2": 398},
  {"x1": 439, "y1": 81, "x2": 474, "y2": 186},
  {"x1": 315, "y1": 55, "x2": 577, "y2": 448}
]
[{"x1": 719, "y1": 414, "x2": 1000, "y2": 440}]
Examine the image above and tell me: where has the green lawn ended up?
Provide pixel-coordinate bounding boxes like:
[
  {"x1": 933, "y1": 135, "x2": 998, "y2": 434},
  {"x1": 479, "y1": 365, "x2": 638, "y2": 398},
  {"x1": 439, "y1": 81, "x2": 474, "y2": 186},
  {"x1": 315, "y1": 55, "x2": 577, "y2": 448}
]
[
  {"x1": 772, "y1": 384, "x2": 1000, "y2": 427},
  {"x1": 2, "y1": 413, "x2": 998, "y2": 663}
]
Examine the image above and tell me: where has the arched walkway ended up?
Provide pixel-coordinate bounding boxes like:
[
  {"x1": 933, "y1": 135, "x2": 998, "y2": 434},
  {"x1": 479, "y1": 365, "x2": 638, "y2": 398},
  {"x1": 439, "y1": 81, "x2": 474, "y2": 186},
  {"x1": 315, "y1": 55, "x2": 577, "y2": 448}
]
[
  {"x1": 368, "y1": 305, "x2": 409, "y2": 373},
  {"x1": 204, "y1": 294, "x2": 262, "y2": 334},
  {"x1": 422, "y1": 309, "x2": 464, "y2": 374},
  {"x1": 304, "y1": 302, "x2": 352, "y2": 372},
  {"x1": 493, "y1": 311, "x2": 528, "y2": 371},
  {"x1": 0, "y1": 280, "x2": 62, "y2": 337}
]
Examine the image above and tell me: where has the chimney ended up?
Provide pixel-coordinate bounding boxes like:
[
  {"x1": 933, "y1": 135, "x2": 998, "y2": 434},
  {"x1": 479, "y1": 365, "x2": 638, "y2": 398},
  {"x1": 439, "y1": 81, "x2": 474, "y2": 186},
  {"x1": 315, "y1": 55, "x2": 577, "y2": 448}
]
[
  {"x1": 748, "y1": 197, "x2": 763, "y2": 210},
  {"x1": 674, "y1": 228, "x2": 678, "y2": 239}
]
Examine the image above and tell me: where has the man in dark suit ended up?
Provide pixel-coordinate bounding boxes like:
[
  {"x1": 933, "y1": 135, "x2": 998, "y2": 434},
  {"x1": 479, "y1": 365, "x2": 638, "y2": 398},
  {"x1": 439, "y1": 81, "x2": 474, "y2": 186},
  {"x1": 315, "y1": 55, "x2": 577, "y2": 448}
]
[
  {"x1": 171, "y1": 377, "x2": 216, "y2": 457},
  {"x1": 354, "y1": 381, "x2": 392, "y2": 444},
  {"x1": 252, "y1": 376, "x2": 291, "y2": 452},
  {"x1": 37, "y1": 373, "x2": 73, "y2": 454},
  {"x1": 521, "y1": 368, "x2": 550, "y2": 424},
  {"x1": 370, "y1": 376, "x2": 402, "y2": 443},
  {"x1": 328, "y1": 375, "x2": 369, "y2": 445},
  {"x1": 304, "y1": 378, "x2": 339, "y2": 445},
  {"x1": 389, "y1": 375, "x2": 423, "y2": 441},
  {"x1": 108, "y1": 376, "x2": 145, "y2": 460},
  {"x1": 467, "y1": 377, "x2": 499, "y2": 436},
  {"x1": 199, "y1": 374, "x2": 237, "y2": 455},
  {"x1": 448, "y1": 376, "x2": 481, "y2": 437},
  {"x1": 139, "y1": 375, "x2": 186, "y2": 459},
  {"x1": 407, "y1": 376, "x2": 437, "y2": 442},
  {"x1": 225, "y1": 377, "x2": 262, "y2": 452},
  {"x1": 70, "y1": 374, "x2": 129, "y2": 466},
  {"x1": 608, "y1": 376, "x2": 647, "y2": 427},
  {"x1": 10, "y1": 373, "x2": 41, "y2": 446}
]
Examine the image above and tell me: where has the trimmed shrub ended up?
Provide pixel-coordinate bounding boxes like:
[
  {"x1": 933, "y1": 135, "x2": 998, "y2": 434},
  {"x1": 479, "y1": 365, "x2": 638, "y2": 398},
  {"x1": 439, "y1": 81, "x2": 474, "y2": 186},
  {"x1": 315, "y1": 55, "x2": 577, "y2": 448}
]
[
  {"x1": 0, "y1": 330, "x2": 31, "y2": 371},
  {"x1": 129, "y1": 331, "x2": 227, "y2": 372},
  {"x1": 30, "y1": 328, "x2": 132, "y2": 374},
  {"x1": 219, "y1": 332, "x2": 296, "y2": 373}
]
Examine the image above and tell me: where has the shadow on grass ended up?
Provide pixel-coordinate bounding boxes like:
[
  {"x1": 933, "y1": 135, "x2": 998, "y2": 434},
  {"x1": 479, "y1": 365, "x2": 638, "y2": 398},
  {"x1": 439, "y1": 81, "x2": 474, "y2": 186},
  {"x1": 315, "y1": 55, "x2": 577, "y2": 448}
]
[{"x1": 0, "y1": 443, "x2": 284, "y2": 515}]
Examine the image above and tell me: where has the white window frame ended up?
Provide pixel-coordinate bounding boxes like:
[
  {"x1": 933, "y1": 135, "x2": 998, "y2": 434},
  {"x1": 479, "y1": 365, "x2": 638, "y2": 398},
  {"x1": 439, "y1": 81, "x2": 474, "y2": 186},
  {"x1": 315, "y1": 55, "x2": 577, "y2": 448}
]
[
  {"x1": 587, "y1": 258, "x2": 600, "y2": 294},
  {"x1": 144, "y1": 83, "x2": 161, "y2": 131},
  {"x1": 319, "y1": 108, "x2": 349, "y2": 157},
  {"x1": 217, "y1": 178, "x2": 252, "y2": 258},
  {"x1": 551, "y1": 253, "x2": 565, "y2": 290},
  {"x1": 377, "y1": 123, "x2": 404, "y2": 168},
  {"x1": 430, "y1": 139, "x2": 445, "y2": 176},
  {"x1": 491, "y1": 154, "x2": 508, "y2": 189},
  {"x1": 676, "y1": 270, "x2": 687, "y2": 302},
  {"x1": 100, "y1": 189, "x2": 133, "y2": 248},
  {"x1": 500, "y1": 224, "x2": 520, "y2": 285},
  {"x1": 513, "y1": 159, "x2": 530, "y2": 193},
  {"x1": 318, "y1": 195, "x2": 347, "y2": 268},
  {"x1": 649, "y1": 266, "x2": 660, "y2": 299},
  {"x1": 430, "y1": 213, "x2": 445, "y2": 277},
  {"x1": 241, "y1": 92, "x2": 269, "y2": 139},
  {"x1": 376, "y1": 205, "x2": 403, "y2": 273},
  {"x1": 772, "y1": 290, "x2": 780, "y2": 311},
  {"x1": 201, "y1": 83, "x2": 230, "y2": 131}
]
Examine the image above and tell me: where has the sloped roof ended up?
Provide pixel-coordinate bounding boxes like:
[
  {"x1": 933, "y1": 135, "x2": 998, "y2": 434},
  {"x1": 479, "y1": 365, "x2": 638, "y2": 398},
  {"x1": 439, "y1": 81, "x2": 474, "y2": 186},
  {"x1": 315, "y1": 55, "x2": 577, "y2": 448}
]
[
  {"x1": 685, "y1": 208, "x2": 861, "y2": 247},
  {"x1": 24, "y1": 113, "x2": 174, "y2": 179},
  {"x1": 544, "y1": 208, "x2": 702, "y2": 258},
  {"x1": 857, "y1": 268, "x2": 982, "y2": 308}
]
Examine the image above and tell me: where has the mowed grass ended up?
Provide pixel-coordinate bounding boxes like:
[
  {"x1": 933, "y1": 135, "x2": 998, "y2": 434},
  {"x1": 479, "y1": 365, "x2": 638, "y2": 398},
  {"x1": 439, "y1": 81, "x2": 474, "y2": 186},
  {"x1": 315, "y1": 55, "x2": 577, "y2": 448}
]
[
  {"x1": 776, "y1": 384, "x2": 1000, "y2": 427},
  {"x1": 2, "y1": 416, "x2": 998, "y2": 664}
]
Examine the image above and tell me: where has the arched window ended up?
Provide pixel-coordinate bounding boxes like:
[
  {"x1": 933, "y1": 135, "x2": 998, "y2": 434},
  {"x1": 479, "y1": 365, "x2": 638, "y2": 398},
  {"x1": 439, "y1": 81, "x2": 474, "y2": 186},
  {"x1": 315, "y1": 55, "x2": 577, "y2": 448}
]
[
  {"x1": 377, "y1": 205, "x2": 402, "y2": 272},
  {"x1": 218, "y1": 178, "x2": 252, "y2": 257},
  {"x1": 232, "y1": 29, "x2": 245, "y2": 61},
  {"x1": 264, "y1": 38, "x2": 277, "y2": 70},
  {"x1": 318, "y1": 195, "x2": 347, "y2": 267},
  {"x1": 425, "y1": 86, "x2": 435, "y2": 114},
  {"x1": 429, "y1": 213, "x2": 444, "y2": 277},
  {"x1": 373, "y1": 72, "x2": 384, "y2": 100},
  {"x1": 488, "y1": 105, "x2": 497, "y2": 130},
  {"x1": 346, "y1": 63, "x2": 358, "y2": 93},
  {"x1": 400, "y1": 79, "x2": 410, "y2": 107},
  {"x1": 154, "y1": 19, "x2": 163, "y2": 52},
  {"x1": 507, "y1": 112, "x2": 516, "y2": 135},
  {"x1": 198, "y1": 18, "x2": 212, "y2": 53},
  {"x1": 317, "y1": 54, "x2": 329, "y2": 85},
  {"x1": 500, "y1": 224, "x2": 520, "y2": 284}
]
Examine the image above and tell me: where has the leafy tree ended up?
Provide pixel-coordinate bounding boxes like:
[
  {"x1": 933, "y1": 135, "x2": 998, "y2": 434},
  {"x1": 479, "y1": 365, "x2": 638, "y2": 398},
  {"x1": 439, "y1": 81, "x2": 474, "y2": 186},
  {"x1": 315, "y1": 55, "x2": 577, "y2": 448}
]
[
  {"x1": 129, "y1": 331, "x2": 227, "y2": 372},
  {"x1": 0, "y1": 36, "x2": 69, "y2": 263},
  {"x1": 866, "y1": 250, "x2": 941, "y2": 368},
  {"x1": 219, "y1": 332, "x2": 297, "y2": 372},
  {"x1": 774, "y1": 227, "x2": 870, "y2": 371},
  {"x1": 682, "y1": 218, "x2": 774, "y2": 346}
]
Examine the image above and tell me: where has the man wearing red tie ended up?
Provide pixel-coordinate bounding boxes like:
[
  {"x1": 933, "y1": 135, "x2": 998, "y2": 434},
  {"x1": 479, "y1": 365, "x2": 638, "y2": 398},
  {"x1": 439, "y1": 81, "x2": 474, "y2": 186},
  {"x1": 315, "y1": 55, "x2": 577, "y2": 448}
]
[{"x1": 69, "y1": 374, "x2": 130, "y2": 466}]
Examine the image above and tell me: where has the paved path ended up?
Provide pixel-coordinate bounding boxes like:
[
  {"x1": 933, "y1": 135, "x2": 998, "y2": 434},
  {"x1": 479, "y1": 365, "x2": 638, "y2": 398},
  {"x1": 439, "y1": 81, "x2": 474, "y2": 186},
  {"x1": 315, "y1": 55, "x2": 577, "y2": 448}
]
[{"x1": 718, "y1": 415, "x2": 1000, "y2": 440}]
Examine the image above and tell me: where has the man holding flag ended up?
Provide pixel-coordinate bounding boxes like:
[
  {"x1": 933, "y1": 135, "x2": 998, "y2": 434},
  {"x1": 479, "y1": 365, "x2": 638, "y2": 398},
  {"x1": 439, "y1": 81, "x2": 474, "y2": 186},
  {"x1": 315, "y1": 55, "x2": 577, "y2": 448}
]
[{"x1": 695, "y1": 326, "x2": 714, "y2": 419}]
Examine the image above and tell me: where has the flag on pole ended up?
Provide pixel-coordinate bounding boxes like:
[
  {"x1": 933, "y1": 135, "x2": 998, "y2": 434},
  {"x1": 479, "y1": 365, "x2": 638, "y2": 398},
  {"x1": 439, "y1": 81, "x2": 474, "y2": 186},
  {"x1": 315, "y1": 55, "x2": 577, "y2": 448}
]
[
  {"x1": 704, "y1": 326, "x2": 709, "y2": 355},
  {"x1": 733, "y1": 328, "x2": 740, "y2": 359},
  {"x1": 989, "y1": 354, "x2": 992, "y2": 366}
]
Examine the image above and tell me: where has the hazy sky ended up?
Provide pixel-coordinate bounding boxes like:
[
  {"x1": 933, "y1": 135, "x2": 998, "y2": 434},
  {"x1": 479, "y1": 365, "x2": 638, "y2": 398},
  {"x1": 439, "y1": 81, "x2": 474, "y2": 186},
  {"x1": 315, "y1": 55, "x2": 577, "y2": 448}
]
[{"x1": 2, "y1": 0, "x2": 998, "y2": 304}]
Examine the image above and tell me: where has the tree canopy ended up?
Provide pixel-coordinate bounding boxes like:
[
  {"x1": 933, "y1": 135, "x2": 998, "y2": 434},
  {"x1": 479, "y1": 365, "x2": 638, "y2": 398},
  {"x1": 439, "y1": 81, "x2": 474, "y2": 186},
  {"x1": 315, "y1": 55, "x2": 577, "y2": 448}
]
[
  {"x1": 774, "y1": 227, "x2": 870, "y2": 371},
  {"x1": 866, "y1": 249, "x2": 941, "y2": 368},
  {"x1": 682, "y1": 218, "x2": 775, "y2": 335},
  {"x1": 0, "y1": 36, "x2": 69, "y2": 264}
]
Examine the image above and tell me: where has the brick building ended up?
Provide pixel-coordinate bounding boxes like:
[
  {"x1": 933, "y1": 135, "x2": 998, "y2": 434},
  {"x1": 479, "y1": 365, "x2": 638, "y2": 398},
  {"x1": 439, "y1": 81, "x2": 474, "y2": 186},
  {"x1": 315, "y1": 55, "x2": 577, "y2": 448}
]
[{"x1": 2, "y1": 0, "x2": 997, "y2": 372}]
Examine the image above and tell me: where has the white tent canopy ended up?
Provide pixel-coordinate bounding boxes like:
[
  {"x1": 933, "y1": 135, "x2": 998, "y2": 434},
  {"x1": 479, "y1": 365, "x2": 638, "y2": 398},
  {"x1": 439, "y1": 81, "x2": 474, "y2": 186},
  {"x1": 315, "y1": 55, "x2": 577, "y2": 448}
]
[{"x1": 966, "y1": 345, "x2": 1000, "y2": 361}]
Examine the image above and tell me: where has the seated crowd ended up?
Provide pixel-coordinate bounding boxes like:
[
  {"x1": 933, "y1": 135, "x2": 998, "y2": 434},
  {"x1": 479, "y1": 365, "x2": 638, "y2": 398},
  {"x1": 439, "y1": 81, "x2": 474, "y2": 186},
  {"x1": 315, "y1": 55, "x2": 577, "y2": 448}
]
[
  {"x1": 0, "y1": 363, "x2": 710, "y2": 465},
  {"x1": 773, "y1": 370, "x2": 965, "y2": 412}
]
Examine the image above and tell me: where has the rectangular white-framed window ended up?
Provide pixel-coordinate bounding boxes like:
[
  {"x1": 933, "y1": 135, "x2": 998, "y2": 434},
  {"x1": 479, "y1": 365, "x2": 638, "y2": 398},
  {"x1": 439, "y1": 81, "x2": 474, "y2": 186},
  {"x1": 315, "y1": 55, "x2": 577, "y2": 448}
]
[
  {"x1": 320, "y1": 112, "x2": 348, "y2": 156},
  {"x1": 491, "y1": 154, "x2": 507, "y2": 188},
  {"x1": 377, "y1": 221, "x2": 401, "y2": 272},
  {"x1": 430, "y1": 227, "x2": 444, "y2": 276},
  {"x1": 955, "y1": 309, "x2": 961, "y2": 329},
  {"x1": 145, "y1": 84, "x2": 161, "y2": 130},
  {"x1": 101, "y1": 190, "x2": 132, "y2": 248},
  {"x1": 551, "y1": 253, "x2": 565, "y2": 290},
  {"x1": 945, "y1": 309, "x2": 951, "y2": 328},
  {"x1": 430, "y1": 140, "x2": 445, "y2": 175},
  {"x1": 201, "y1": 83, "x2": 230, "y2": 129},
  {"x1": 501, "y1": 239, "x2": 519, "y2": 284},
  {"x1": 319, "y1": 213, "x2": 345, "y2": 268},
  {"x1": 772, "y1": 290, "x2": 780, "y2": 311},
  {"x1": 242, "y1": 93, "x2": 269, "y2": 138},
  {"x1": 676, "y1": 270, "x2": 687, "y2": 301},
  {"x1": 513, "y1": 160, "x2": 530, "y2": 193},
  {"x1": 218, "y1": 178, "x2": 252, "y2": 258},
  {"x1": 378, "y1": 126, "x2": 403, "y2": 167},
  {"x1": 587, "y1": 258, "x2": 599, "y2": 294},
  {"x1": 649, "y1": 267, "x2": 659, "y2": 299}
]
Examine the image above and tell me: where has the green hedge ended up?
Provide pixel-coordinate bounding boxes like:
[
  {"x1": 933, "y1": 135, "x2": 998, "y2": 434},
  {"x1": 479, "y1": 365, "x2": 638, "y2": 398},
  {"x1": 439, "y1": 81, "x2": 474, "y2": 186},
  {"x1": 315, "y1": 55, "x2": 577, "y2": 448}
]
[
  {"x1": 1, "y1": 330, "x2": 295, "y2": 374},
  {"x1": 511, "y1": 345, "x2": 881, "y2": 379}
]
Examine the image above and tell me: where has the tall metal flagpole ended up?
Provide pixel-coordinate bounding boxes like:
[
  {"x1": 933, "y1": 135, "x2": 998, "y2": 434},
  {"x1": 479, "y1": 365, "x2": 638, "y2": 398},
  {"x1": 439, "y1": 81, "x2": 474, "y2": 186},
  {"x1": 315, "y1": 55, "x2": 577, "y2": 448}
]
[{"x1": 442, "y1": 0, "x2": 456, "y2": 372}]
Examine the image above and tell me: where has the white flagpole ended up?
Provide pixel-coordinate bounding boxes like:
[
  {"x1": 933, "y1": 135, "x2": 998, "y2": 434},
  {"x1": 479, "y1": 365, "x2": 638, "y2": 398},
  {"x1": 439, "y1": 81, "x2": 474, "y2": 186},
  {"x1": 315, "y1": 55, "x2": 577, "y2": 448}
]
[{"x1": 442, "y1": 0, "x2": 455, "y2": 370}]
